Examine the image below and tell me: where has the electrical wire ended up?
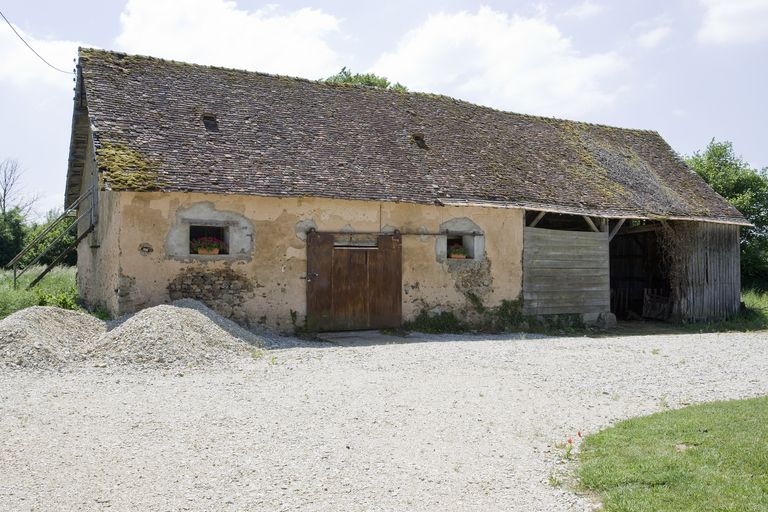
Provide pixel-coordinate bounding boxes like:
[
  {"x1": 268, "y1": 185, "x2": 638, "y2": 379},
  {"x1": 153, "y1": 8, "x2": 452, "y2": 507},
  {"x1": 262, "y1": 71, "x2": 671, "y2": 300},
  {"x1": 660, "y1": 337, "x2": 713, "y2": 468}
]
[{"x1": 0, "y1": 9, "x2": 71, "y2": 74}]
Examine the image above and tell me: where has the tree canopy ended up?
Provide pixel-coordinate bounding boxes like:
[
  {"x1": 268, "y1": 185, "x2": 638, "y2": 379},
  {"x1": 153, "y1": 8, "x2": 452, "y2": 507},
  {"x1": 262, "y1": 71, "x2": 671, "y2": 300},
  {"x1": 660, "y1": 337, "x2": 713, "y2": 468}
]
[
  {"x1": 686, "y1": 140, "x2": 768, "y2": 288},
  {"x1": 324, "y1": 67, "x2": 407, "y2": 92}
]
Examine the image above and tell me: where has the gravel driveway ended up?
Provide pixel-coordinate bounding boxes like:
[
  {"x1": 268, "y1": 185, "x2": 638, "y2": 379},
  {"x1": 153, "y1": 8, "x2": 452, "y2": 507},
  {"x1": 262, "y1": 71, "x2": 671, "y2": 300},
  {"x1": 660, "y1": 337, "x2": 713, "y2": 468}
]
[{"x1": 1, "y1": 330, "x2": 767, "y2": 511}]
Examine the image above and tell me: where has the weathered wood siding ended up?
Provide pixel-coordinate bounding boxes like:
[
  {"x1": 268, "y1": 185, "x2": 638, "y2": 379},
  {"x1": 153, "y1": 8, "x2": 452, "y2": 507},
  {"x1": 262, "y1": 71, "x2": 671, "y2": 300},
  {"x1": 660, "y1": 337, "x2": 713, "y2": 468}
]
[
  {"x1": 523, "y1": 227, "x2": 610, "y2": 316},
  {"x1": 671, "y1": 222, "x2": 741, "y2": 322}
]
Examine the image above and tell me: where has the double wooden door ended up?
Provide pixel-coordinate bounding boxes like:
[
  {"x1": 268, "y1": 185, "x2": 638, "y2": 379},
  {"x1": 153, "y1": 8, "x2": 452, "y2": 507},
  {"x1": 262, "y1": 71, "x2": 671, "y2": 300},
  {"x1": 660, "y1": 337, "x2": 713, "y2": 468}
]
[{"x1": 306, "y1": 231, "x2": 402, "y2": 331}]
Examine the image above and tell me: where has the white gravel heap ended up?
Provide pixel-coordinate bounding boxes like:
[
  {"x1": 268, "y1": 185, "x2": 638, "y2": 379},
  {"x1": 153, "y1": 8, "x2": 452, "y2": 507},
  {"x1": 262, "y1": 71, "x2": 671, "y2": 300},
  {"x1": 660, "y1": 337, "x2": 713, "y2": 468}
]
[
  {"x1": 0, "y1": 306, "x2": 106, "y2": 369},
  {"x1": 90, "y1": 299, "x2": 261, "y2": 366}
]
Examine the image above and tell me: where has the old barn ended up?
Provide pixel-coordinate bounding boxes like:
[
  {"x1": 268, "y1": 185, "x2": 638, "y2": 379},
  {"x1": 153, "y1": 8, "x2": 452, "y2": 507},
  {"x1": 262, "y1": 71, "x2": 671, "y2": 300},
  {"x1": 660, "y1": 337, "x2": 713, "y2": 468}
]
[{"x1": 60, "y1": 49, "x2": 748, "y2": 332}]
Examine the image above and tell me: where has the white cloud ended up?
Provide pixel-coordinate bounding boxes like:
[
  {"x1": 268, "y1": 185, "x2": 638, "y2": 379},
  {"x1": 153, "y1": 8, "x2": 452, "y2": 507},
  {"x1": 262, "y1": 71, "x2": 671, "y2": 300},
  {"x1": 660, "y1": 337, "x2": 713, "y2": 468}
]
[
  {"x1": 0, "y1": 22, "x2": 81, "y2": 88},
  {"x1": 373, "y1": 7, "x2": 623, "y2": 118},
  {"x1": 115, "y1": 0, "x2": 344, "y2": 78},
  {"x1": 636, "y1": 25, "x2": 671, "y2": 48},
  {"x1": 698, "y1": 0, "x2": 768, "y2": 44},
  {"x1": 561, "y1": 1, "x2": 604, "y2": 20}
]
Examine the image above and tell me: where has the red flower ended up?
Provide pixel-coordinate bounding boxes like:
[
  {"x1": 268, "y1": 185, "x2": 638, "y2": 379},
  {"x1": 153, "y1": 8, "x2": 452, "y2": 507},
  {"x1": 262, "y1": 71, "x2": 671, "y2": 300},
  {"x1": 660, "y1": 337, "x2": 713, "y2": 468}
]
[
  {"x1": 577, "y1": 431, "x2": 582, "y2": 438},
  {"x1": 567, "y1": 437, "x2": 573, "y2": 444}
]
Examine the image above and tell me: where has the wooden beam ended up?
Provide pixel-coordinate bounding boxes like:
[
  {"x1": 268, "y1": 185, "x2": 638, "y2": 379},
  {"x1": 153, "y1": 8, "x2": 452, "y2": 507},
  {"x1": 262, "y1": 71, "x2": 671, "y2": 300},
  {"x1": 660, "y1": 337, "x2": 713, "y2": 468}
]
[
  {"x1": 582, "y1": 216, "x2": 599, "y2": 232},
  {"x1": 609, "y1": 218, "x2": 626, "y2": 241},
  {"x1": 600, "y1": 218, "x2": 609, "y2": 232},
  {"x1": 614, "y1": 223, "x2": 661, "y2": 236},
  {"x1": 529, "y1": 211, "x2": 546, "y2": 227}
]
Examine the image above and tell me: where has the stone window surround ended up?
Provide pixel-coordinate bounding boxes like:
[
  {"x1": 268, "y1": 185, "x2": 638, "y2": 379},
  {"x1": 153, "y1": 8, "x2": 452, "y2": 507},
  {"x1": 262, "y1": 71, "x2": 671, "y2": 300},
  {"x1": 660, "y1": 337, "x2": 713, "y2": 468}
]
[
  {"x1": 187, "y1": 221, "x2": 232, "y2": 256},
  {"x1": 165, "y1": 202, "x2": 254, "y2": 262}
]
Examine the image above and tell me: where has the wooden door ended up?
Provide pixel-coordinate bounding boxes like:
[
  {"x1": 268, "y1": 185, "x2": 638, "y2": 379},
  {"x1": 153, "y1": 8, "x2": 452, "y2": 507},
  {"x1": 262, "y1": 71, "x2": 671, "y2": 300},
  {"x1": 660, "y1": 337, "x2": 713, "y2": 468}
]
[{"x1": 306, "y1": 232, "x2": 402, "y2": 331}]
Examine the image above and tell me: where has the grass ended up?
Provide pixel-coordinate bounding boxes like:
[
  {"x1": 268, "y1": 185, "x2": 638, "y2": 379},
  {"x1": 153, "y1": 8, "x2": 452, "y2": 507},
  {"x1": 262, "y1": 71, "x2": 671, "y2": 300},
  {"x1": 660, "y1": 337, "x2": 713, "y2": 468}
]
[
  {"x1": 682, "y1": 289, "x2": 768, "y2": 333},
  {"x1": 0, "y1": 266, "x2": 79, "y2": 320},
  {"x1": 578, "y1": 396, "x2": 768, "y2": 512}
]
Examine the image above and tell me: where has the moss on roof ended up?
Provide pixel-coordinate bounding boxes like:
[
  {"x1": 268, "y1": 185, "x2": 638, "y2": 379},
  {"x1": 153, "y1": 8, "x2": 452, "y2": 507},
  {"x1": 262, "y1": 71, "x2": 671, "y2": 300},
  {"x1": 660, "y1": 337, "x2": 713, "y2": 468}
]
[
  {"x1": 70, "y1": 48, "x2": 747, "y2": 225},
  {"x1": 96, "y1": 142, "x2": 165, "y2": 192}
]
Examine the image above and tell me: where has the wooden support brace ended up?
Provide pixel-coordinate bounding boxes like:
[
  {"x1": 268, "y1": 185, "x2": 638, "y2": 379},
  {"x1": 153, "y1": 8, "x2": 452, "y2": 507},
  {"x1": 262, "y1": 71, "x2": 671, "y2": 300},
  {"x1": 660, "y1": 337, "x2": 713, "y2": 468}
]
[
  {"x1": 609, "y1": 218, "x2": 627, "y2": 241},
  {"x1": 582, "y1": 216, "x2": 599, "y2": 233},
  {"x1": 529, "y1": 211, "x2": 546, "y2": 227}
]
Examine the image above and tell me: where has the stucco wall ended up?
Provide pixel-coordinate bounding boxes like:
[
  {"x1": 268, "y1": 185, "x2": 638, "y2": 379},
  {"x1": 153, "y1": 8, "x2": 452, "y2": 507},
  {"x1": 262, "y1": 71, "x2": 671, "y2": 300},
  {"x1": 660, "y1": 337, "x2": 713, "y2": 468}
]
[
  {"x1": 101, "y1": 192, "x2": 523, "y2": 331},
  {"x1": 75, "y1": 138, "x2": 121, "y2": 315}
]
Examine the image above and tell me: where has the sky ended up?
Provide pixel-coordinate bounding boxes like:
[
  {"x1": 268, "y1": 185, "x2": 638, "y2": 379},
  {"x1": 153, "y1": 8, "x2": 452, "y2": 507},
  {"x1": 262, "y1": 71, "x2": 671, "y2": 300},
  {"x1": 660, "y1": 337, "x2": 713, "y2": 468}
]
[{"x1": 1, "y1": 0, "x2": 767, "y2": 219}]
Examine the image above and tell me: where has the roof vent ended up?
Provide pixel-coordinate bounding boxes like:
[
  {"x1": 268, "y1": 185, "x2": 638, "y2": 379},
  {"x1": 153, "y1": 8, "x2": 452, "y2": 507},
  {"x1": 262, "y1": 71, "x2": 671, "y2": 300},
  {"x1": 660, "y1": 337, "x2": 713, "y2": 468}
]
[
  {"x1": 412, "y1": 133, "x2": 428, "y2": 149},
  {"x1": 202, "y1": 113, "x2": 219, "y2": 132}
]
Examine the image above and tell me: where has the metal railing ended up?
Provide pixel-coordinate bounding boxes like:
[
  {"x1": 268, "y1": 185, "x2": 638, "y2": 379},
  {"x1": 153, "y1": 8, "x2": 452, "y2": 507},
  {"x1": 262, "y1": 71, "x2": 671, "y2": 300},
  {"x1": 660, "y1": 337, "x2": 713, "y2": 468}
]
[{"x1": 7, "y1": 185, "x2": 96, "y2": 289}]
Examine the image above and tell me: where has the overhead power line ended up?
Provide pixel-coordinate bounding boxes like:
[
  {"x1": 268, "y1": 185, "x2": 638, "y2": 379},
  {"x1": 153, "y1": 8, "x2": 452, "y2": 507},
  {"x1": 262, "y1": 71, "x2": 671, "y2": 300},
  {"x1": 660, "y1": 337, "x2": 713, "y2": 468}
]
[{"x1": 0, "y1": 9, "x2": 71, "y2": 74}]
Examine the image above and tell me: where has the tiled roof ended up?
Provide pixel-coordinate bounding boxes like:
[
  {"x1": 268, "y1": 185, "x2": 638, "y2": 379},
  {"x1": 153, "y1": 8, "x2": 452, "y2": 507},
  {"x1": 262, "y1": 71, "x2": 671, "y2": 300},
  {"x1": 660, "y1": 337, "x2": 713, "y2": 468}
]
[{"x1": 67, "y1": 48, "x2": 748, "y2": 225}]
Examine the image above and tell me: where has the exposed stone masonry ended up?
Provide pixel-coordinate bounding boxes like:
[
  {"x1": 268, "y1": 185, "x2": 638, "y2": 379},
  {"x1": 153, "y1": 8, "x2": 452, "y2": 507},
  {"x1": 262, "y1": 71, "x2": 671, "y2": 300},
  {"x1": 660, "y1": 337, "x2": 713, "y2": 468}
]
[{"x1": 168, "y1": 267, "x2": 254, "y2": 324}]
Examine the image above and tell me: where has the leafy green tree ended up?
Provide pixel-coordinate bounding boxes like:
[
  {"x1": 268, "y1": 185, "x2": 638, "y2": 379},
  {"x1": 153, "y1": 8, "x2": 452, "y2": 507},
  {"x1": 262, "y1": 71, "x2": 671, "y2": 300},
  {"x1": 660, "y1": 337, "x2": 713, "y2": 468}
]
[
  {"x1": 21, "y1": 209, "x2": 78, "y2": 267},
  {"x1": 0, "y1": 208, "x2": 28, "y2": 267},
  {"x1": 324, "y1": 67, "x2": 407, "y2": 92},
  {"x1": 686, "y1": 140, "x2": 768, "y2": 288}
]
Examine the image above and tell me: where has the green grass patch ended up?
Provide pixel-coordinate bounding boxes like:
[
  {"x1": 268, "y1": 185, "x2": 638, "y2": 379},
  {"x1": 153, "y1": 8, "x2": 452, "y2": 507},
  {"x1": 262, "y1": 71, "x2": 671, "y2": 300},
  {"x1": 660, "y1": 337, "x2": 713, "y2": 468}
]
[
  {"x1": 0, "y1": 266, "x2": 79, "y2": 319},
  {"x1": 579, "y1": 396, "x2": 768, "y2": 511},
  {"x1": 683, "y1": 289, "x2": 768, "y2": 333}
]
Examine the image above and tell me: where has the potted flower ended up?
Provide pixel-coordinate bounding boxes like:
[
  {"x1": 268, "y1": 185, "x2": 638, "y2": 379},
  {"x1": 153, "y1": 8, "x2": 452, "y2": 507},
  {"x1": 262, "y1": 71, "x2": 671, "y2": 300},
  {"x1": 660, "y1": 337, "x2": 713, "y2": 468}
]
[
  {"x1": 448, "y1": 244, "x2": 468, "y2": 259},
  {"x1": 191, "y1": 236, "x2": 227, "y2": 255}
]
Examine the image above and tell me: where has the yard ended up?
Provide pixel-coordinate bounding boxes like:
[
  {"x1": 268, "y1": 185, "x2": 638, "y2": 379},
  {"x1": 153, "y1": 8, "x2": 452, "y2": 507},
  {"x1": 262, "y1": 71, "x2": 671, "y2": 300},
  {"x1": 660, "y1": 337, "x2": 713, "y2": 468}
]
[{"x1": 2, "y1": 329, "x2": 767, "y2": 511}]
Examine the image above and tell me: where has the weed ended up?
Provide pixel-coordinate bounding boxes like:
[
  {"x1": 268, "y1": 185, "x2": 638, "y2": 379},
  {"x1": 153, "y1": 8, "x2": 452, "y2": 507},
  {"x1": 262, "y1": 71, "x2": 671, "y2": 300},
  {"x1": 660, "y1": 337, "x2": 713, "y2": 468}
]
[
  {"x1": 403, "y1": 310, "x2": 466, "y2": 334},
  {"x1": 90, "y1": 308, "x2": 112, "y2": 321},
  {"x1": 0, "y1": 266, "x2": 79, "y2": 319}
]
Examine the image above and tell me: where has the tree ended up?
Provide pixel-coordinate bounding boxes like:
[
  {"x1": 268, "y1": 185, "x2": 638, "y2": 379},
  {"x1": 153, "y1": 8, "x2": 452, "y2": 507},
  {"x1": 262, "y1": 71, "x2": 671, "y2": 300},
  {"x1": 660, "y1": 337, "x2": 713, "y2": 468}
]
[
  {"x1": 21, "y1": 208, "x2": 77, "y2": 267},
  {"x1": 0, "y1": 158, "x2": 37, "y2": 217},
  {"x1": 324, "y1": 67, "x2": 407, "y2": 92},
  {"x1": 0, "y1": 207, "x2": 27, "y2": 267},
  {"x1": 686, "y1": 140, "x2": 768, "y2": 288}
]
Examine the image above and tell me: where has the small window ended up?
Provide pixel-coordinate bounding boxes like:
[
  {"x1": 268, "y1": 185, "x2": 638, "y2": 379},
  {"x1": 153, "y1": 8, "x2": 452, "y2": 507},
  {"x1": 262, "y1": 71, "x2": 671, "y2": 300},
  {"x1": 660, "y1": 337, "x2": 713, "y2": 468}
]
[
  {"x1": 202, "y1": 113, "x2": 219, "y2": 132},
  {"x1": 333, "y1": 234, "x2": 377, "y2": 248},
  {"x1": 412, "y1": 133, "x2": 428, "y2": 149},
  {"x1": 189, "y1": 225, "x2": 229, "y2": 255},
  {"x1": 447, "y1": 235, "x2": 470, "y2": 259}
]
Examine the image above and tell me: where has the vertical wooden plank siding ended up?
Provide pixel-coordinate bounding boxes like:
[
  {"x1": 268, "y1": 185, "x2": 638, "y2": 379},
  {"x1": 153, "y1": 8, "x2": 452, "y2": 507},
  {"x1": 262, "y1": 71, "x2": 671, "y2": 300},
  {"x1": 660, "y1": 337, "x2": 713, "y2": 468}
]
[
  {"x1": 672, "y1": 222, "x2": 741, "y2": 322},
  {"x1": 367, "y1": 234, "x2": 403, "y2": 329},
  {"x1": 305, "y1": 231, "x2": 335, "y2": 331},
  {"x1": 522, "y1": 227, "x2": 611, "y2": 316},
  {"x1": 307, "y1": 233, "x2": 402, "y2": 331},
  {"x1": 331, "y1": 249, "x2": 369, "y2": 330}
]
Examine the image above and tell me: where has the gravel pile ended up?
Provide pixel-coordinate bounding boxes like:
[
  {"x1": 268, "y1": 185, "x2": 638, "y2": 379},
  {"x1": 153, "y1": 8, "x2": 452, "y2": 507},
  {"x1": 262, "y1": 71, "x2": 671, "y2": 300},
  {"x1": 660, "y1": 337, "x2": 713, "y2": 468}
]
[
  {"x1": 90, "y1": 299, "x2": 261, "y2": 366},
  {"x1": 0, "y1": 307, "x2": 106, "y2": 369}
]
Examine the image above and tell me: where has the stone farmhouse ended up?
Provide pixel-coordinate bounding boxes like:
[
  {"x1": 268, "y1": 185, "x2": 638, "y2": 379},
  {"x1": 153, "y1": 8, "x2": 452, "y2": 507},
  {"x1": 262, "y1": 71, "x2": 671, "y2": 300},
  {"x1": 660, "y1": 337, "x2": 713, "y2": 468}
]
[{"x1": 64, "y1": 49, "x2": 749, "y2": 332}]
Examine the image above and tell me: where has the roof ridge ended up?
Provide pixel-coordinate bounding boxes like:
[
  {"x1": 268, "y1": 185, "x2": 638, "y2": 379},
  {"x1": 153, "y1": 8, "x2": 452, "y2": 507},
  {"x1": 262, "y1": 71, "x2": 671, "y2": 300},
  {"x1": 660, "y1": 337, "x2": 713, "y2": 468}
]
[{"x1": 77, "y1": 47, "x2": 654, "y2": 135}]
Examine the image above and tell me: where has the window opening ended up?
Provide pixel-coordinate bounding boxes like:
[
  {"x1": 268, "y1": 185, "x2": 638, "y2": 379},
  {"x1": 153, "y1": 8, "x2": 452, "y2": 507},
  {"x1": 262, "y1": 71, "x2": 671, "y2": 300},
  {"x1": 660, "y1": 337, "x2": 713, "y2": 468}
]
[
  {"x1": 333, "y1": 234, "x2": 378, "y2": 249},
  {"x1": 202, "y1": 113, "x2": 219, "y2": 132},
  {"x1": 412, "y1": 133, "x2": 428, "y2": 149},
  {"x1": 447, "y1": 235, "x2": 470, "y2": 259},
  {"x1": 189, "y1": 225, "x2": 229, "y2": 255}
]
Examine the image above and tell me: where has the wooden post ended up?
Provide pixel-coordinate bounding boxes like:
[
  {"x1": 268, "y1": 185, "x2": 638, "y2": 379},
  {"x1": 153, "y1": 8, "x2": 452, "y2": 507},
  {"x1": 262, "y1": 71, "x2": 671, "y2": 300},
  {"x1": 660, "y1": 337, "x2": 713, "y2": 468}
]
[
  {"x1": 529, "y1": 211, "x2": 546, "y2": 227},
  {"x1": 582, "y1": 216, "x2": 599, "y2": 232},
  {"x1": 609, "y1": 218, "x2": 626, "y2": 241}
]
